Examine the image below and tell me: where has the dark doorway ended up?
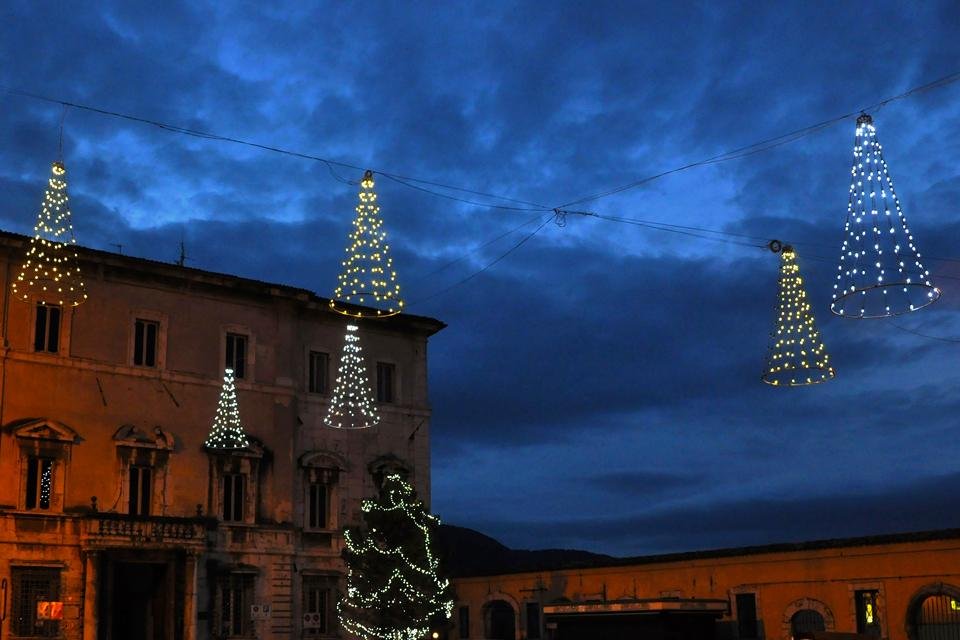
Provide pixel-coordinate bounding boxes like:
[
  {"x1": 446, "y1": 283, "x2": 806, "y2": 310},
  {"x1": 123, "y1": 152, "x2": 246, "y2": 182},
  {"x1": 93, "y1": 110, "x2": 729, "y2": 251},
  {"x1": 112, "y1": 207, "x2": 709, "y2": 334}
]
[
  {"x1": 485, "y1": 600, "x2": 516, "y2": 640},
  {"x1": 108, "y1": 562, "x2": 168, "y2": 640}
]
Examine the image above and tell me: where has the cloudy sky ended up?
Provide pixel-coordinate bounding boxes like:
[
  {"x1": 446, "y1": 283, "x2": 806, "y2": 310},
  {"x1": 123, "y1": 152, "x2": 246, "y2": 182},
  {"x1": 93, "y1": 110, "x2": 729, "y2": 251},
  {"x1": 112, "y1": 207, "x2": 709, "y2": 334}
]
[{"x1": 2, "y1": 2, "x2": 960, "y2": 557}]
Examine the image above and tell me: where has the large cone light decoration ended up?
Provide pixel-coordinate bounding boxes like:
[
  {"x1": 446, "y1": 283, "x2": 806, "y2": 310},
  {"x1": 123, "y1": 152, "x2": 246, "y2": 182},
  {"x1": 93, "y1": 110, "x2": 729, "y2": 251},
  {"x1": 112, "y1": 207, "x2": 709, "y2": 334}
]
[
  {"x1": 764, "y1": 243, "x2": 835, "y2": 387},
  {"x1": 831, "y1": 114, "x2": 939, "y2": 318},
  {"x1": 330, "y1": 170, "x2": 404, "y2": 318},
  {"x1": 12, "y1": 161, "x2": 87, "y2": 307},
  {"x1": 324, "y1": 324, "x2": 380, "y2": 429},
  {"x1": 204, "y1": 368, "x2": 251, "y2": 449}
]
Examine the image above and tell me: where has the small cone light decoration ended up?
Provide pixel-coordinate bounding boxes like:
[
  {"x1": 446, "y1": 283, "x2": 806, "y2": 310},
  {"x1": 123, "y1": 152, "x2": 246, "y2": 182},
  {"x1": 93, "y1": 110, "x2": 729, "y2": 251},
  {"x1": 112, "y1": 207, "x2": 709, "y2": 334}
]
[
  {"x1": 324, "y1": 324, "x2": 380, "y2": 429},
  {"x1": 12, "y1": 160, "x2": 87, "y2": 307},
  {"x1": 330, "y1": 170, "x2": 404, "y2": 318},
  {"x1": 204, "y1": 368, "x2": 251, "y2": 449},
  {"x1": 831, "y1": 114, "x2": 939, "y2": 318},
  {"x1": 763, "y1": 243, "x2": 835, "y2": 387}
]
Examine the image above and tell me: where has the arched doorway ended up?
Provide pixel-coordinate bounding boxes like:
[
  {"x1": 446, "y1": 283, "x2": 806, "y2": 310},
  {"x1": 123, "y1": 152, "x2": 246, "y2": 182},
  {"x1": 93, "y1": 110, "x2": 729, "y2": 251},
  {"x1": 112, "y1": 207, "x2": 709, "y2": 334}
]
[
  {"x1": 484, "y1": 600, "x2": 516, "y2": 640},
  {"x1": 791, "y1": 609, "x2": 826, "y2": 638},
  {"x1": 908, "y1": 590, "x2": 960, "y2": 640}
]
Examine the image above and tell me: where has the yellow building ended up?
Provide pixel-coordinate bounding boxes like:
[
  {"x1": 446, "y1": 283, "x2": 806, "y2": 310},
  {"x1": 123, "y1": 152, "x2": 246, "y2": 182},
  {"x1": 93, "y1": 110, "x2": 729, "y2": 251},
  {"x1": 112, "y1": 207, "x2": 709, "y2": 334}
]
[{"x1": 0, "y1": 230, "x2": 444, "y2": 640}]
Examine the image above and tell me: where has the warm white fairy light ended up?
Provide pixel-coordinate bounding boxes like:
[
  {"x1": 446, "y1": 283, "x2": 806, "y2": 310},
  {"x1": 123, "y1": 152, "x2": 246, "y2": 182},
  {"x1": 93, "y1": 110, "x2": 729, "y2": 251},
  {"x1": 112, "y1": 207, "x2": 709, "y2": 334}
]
[
  {"x1": 39, "y1": 462, "x2": 52, "y2": 508},
  {"x1": 12, "y1": 161, "x2": 88, "y2": 307},
  {"x1": 831, "y1": 113, "x2": 939, "y2": 318},
  {"x1": 338, "y1": 474, "x2": 454, "y2": 640},
  {"x1": 204, "y1": 368, "x2": 250, "y2": 449},
  {"x1": 330, "y1": 170, "x2": 405, "y2": 318},
  {"x1": 324, "y1": 324, "x2": 380, "y2": 429},
  {"x1": 764, "y1": 246, "x2": 835, "y2": 387}
]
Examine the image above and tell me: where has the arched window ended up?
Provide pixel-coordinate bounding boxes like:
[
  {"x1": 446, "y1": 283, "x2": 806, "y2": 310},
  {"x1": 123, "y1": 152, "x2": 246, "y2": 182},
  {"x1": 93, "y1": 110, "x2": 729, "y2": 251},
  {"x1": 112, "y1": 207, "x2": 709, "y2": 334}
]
[
  {"x1": 791, "y1": 609, "x2": 826, "y2": 638},
  {"x1": 483, "y1": 600, "x2": 516, "y2": 640},
  {"x1": 913, "y1": 594, "x2": 960, "y2": 640}
]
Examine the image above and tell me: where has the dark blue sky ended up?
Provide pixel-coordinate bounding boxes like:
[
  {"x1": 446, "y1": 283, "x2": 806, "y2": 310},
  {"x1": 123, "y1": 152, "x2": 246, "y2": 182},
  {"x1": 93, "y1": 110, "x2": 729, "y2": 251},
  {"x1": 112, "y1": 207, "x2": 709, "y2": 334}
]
[{"x1": 2, "y1": 2, "x2": 960, "y2": 556}]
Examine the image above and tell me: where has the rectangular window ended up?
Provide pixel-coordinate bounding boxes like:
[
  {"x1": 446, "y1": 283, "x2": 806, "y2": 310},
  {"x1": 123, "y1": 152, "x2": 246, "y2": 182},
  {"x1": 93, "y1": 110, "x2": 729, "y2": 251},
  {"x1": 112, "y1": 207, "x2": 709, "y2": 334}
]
[
  {"x1": 736, "y1": 592, "x2": 758, "y2": 639},
  {"x1": 221, "y1": 573, "x2": 254, "y2": 637},
  {"x1": 376, "y1": 362, "x2": 395, "y2": 403},
  {"x1": 526, "y1": 602, "x2": 541, "y2": 639},
  {"x1": 11, "y1": 567, "x2": 61, "y2": 638},
  {"x1": 133, "y1": 319, "x2": 159, "y2": 367},
  {"x1": 303, "y1": 576, "x2": 332, "y2": 635},
  {"x1": 308, "y1": 351, "x2": 329, "y2": 394},
  {"x1": 856, "y1": 590, "x2": 881, "y2": 636},
  {"x1": 226, "y1": 333, "x2": 248, "y2": 379},
  {"x1": 25, "y1": 456, "x2": 54, "y2": 510},
  {"x1": 308, "y1": 482, "x2": 329, "y2": 529},
  {"x1": 458, "y1": 605, "x2": 470, "y2": 639},
  {"x1": 34, "y1": 304, "x2": 61, "y2": 353},
  {"x1": 222, "y1": 473, "x2": 245, "y2": 522},
  {"x1": 128, "y1": 466, "x2": 152, "y2": 516}
]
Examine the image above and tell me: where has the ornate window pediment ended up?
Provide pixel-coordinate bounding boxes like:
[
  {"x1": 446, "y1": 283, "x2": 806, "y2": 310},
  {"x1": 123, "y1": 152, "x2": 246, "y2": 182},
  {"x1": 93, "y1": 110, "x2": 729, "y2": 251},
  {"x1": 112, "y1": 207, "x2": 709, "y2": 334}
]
[
  {"x1": 113, "y1": 424, "x2": 174, "y2": 450},
  {"x1": 12, "y1": 418, "x2": 79, "y2": 444}
]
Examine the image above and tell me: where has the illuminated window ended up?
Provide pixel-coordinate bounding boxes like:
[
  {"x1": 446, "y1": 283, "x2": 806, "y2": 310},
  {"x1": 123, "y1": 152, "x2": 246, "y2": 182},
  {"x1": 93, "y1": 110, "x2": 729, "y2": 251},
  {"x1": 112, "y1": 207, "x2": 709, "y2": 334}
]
[
  {"x1": 226, "y1": 333, "x2": 248, "y2": 379},
  {"x1": 34, "y1": 304, "x2": 60, "y2": 353},
  {"x1": 376, "y1": 362, "x2": 395, "y2": 403},
  {"x1": 308, "y1": 351, "x2": 329, "y2": 394},
  {"x1": 11, "y1": 567, "x2": 61, "y2": 637},
  {"x1": 133, "y1": 318, "x2": 159, "y2": 367},
  {"x1": 222, "y1": 473, "x2": 245, "y2": 522},
  {"x1": 128, "y1": 466, "x2": 152, "y2": 516},
  {"x1": 25, "y1": 456, "x2": 54, "y2": 510},
  {"x1": 736, "y1": 593, "x2": 759, "y2": 639},
  {"x1": 855, "y1": 590, "x2": 881, "y2": 636}
]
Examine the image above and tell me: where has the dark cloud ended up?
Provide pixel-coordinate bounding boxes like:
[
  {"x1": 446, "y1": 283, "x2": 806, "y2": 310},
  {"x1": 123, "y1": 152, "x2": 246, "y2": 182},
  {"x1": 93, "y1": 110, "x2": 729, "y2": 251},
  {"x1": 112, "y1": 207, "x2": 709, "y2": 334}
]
[{"x1": 2, "y1": 1, "x2": 960, "y2": 556}]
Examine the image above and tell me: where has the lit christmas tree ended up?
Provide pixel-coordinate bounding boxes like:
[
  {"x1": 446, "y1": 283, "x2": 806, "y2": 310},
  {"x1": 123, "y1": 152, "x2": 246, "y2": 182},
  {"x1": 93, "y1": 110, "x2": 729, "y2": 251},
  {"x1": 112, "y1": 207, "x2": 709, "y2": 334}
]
[
  {"x1": 763, "y1": 244, "x2": 835, "y2": 387},
  {"x1": 324, "y1": 324, "x2": 380, "y2": 429},
  {"x1": 12, "y1": 160, "x2": 88, "y2": 307},
  {"x1": 204, "y1": 368, "x2": 250, "y2": 449},
  {"x1": 338, "y1": 474, "x2": 454, "y2": 640},
  {"x1": 330, "y1": 170, "x2": 405, "y2": 318},
  {"x1": 831, "y1": 113, "x2": 939, "y2": 317}
]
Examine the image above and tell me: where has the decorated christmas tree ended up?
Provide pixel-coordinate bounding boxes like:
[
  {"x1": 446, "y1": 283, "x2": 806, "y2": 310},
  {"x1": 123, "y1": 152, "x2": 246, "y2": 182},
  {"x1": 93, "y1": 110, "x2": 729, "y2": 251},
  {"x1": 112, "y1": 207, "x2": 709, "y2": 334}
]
[
  {"x1": 324, "y1": 324, "x2": 380, "y2": 429},
  {"x1": 204, "y1": 368, "x2": 250, "y2": 449},
  {"x1": 330, "y1": 170, "x2": 405, "y2": 318},
  {"x1": 763, "y1": 244, "x2": 835, "y2": 387},
  {"x1": 12, "y1": 160, "x2": 88, "y2": 307},
  {"x1": 338, "y1": 474, "x2": 454, "y2": 640}
]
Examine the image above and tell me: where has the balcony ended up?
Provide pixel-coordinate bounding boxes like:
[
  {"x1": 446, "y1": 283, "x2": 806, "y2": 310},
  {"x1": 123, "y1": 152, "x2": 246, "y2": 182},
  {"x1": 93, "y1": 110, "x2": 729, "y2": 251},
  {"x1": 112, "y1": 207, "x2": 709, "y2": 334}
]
[{"x1": 83, "y1": 513, "x2": 215, "y2": 549}]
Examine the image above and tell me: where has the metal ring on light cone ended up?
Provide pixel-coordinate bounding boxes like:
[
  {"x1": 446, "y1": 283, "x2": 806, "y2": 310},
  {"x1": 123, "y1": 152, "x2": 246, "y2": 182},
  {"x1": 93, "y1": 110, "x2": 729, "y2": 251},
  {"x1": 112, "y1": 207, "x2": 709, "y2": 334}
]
[
  {"x1": 830, "y1": 282, "x2": 941, "y2": 319},
  {"x1": 762, "y1": 366, "x2": 836, "y2": 387},
  {"x1": 329, "y1": 299, "x2": 402, "y2": 319}
]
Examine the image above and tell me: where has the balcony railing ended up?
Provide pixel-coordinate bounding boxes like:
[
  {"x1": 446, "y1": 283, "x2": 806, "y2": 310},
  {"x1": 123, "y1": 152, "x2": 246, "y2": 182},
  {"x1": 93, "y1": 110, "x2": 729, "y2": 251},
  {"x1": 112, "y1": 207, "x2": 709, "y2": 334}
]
[{"x1": 85, "y1": 513, "x2": 214, "y2": 546}]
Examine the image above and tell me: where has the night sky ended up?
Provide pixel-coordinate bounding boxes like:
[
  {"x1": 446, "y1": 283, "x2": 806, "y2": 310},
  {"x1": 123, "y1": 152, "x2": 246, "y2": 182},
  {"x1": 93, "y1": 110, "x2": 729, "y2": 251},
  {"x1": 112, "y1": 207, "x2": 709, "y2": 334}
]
[{"x1": 2, "y1": 2, "x2": 960, "y2": 557}]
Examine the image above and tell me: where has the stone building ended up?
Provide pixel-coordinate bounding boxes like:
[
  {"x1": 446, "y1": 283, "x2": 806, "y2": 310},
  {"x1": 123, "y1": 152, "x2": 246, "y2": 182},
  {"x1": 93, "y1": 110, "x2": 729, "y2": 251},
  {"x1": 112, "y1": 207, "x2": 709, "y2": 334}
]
[
  {"x1": 0, "y1": 229, "x2": 444, "y2": 640},
  {"x1": 451, "y1": 528, "x2": 960, "y2": 640}
]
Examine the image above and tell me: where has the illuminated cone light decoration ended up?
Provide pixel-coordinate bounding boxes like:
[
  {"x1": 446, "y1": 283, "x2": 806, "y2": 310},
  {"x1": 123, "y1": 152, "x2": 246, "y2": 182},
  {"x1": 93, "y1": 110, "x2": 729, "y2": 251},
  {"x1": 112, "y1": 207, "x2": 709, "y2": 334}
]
[
  {"x1": 330, "y1": 170, "x2": 404, "y2": 318},
  {"x1": 831, "y1": 114, "x2": 939, "y2": 317},
  {"x1": 324, "y1": 324, "x2": 380, "y2": 429},
  {"x1": 12, "y1": 161, "x2": 87, "y2": 307},
  {"x1": 763, "y1": 243, "x2": 835, "y2": 387},
  {"x1": 204, "y1": 368, "x2": 251, "y2": 449}
]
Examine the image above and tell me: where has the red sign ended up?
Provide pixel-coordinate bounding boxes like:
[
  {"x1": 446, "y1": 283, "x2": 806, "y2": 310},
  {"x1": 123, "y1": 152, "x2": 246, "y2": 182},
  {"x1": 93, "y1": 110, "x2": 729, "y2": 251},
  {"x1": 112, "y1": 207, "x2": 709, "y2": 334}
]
[{"x1": 37, "y1": 601, "x2": 63, "y2": 620}]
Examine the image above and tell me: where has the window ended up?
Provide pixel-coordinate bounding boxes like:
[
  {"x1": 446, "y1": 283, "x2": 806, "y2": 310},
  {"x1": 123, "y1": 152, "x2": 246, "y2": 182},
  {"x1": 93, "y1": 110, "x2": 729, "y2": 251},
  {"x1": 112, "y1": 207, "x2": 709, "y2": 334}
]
[
  {"x1": 526, "y1": 602, "x2": 541, "y2": 639},
  {"x1": 128, "y1": 465, "x2": 152, "y2": 516},
  {"x1": 11, "y1": 567, "x2": 61, "y2": 638},
  {"x1": 376, "y1": 362, "x2": 395, "y2": 403},
  {"x1": 458, "y1": 605, "x2": 470, "y2": 639},
  {"x1": 25, "y1": 456, "x2": 54, "y2": 510},
  {"x1": 34, "y1": 304, "x2": 60, "y2": 353},
  {"x1": 308, "y1": 351, "x2": 329, "y2": 394},
  {"x1": 736, "y1": 592, "x2": 759, "y2": 639},
  {"x1": 791, "y1": 609, "x2": 825, "y2": 637},
  {"x1": 133, "y1": 318, "x2": 159, "y2": 367},
  {"x1": 308, "y1": 481, "x2": 329, "y2": 529},
  {"x1": 226, "y1": 333, "x2": 248, "y2": 379},
  {"x1": 221, "y1": 573, "x2": 254, "y2": 637},
  {"x1": 303, "y1": 576, "x2": 334, "y2": 635},
  {"x1": 855, "y1": 590, "x2": 881, "y2": 636},
  {"x1": 222, "y1": 473, "x2": 245, "y2": 522}
]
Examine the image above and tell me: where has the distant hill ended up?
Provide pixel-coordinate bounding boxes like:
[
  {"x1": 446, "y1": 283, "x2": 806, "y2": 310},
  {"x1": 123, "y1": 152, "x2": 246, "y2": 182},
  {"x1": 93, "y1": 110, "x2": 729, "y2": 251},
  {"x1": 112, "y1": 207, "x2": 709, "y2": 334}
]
[{"x1": 436, "y1": 524, "x2": 615, "y2": 577}]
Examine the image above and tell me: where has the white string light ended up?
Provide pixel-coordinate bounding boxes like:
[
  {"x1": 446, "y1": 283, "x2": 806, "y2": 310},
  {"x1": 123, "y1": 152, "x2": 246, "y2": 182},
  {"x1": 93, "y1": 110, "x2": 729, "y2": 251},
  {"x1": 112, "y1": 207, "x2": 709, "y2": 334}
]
[
  {"x1": 330, "y1": 170, "x2": 405, "y2": 318},
  {"x1": 338, "y1": 474, "x2": 454, "y2": 640},
  {"x1": 12, "y1": 160, "x2": 87, "y2": 307},
  {"x1": 764, "y1": 245, "x2": 835, "y2": 387},
  {"x1": 324, "y1": 324, "x2": 380, "y2": 429},
  {"x1": 831, "y1": 113, "x2": 939, "y2": 318},
  {"x1": 204, "y1": 368, "x2": 250, "y2": 449}
]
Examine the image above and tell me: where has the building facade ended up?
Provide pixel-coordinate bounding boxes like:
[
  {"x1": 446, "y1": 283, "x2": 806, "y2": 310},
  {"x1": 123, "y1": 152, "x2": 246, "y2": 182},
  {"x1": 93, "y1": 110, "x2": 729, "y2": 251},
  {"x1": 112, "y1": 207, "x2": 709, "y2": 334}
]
[
  {"x1": 452, "y1": 530, "x2": 960, "y2": 640},
  {"x1": 0, "y1": 230, "x2": 444, "y2": 640}
]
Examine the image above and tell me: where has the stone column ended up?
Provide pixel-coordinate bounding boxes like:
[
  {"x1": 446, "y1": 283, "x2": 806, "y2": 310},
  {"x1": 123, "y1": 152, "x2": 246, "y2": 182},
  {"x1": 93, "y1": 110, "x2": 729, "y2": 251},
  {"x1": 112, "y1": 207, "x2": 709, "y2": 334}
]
[
  {"x1": 81, "y1": 551, "x2": 99, "y2": 640},
  {"x1": 183, "y1": 552, "x2": 199, "y2": 640}
]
